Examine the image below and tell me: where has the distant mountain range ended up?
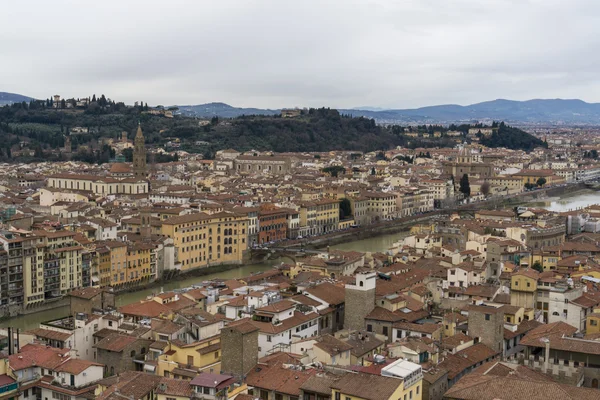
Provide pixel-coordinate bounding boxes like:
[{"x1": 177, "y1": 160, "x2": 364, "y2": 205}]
[
  {"x1": 176, "y1": 102, "x2": 280, "y2": 118},
  {"x1": 5, "y1": 91, "x2": 600, "y2": 124},
  {"x1": 177, "y1": 99, "x2": 600, "y2": 125},
  {"x1": 0, "y1": 92, "x2": 34, "y2": 106}
]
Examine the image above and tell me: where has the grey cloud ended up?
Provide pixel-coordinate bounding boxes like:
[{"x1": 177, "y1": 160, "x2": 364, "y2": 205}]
[{"x1": 2, "y1": 0, "x2": 600, "y2": 108}]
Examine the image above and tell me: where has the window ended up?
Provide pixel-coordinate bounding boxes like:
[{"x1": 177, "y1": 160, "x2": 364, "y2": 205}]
[
  {"x1": 204, "y1": 387, "x2": 211, "y2": 395},
  {"x1": 485, "y1": 314, "x2": 491, "y2": 321},
  {"x1": 382, "y1": 326, "x2": 388, "y2": 336},
  {"x1": 367, "y1": 324, "x2": 372, "y2": 332},
  {"x1": 267, "y1": 335, "x2": 272, "y2": 342}
]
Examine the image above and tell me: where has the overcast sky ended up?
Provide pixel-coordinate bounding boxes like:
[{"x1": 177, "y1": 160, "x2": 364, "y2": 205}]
[{"x1": 3, "y1": 0, "x2": 599, "y2": 109}]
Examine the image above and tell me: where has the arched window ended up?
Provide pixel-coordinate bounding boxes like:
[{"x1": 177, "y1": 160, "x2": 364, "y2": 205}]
[
  {"x1": 130, "y1": 350, "x2": 136, "y2": 357},
  {"x1": 359, "y1": 281, "x2": 364, "y2": 287},
  {"x1": 141, "y1": 347, "x2": 146, "y2": 354}
]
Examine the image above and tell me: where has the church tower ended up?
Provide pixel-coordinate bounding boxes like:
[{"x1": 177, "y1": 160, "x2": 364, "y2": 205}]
[{"x1": 133, "y1": 123, "x2": 147, "y2": 179}]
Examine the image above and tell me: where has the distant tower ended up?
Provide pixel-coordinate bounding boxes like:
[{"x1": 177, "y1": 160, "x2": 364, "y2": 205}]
[
  {"x1": 133, "y1": 123, "x2": 147, "y2": 179},
  {"x1": 344, "y1": 272, "x2": 376, "y2": 331},
  {"x1": 121, "y1": 131, "x2": 128, "y2": 143},
  {"x1": 140, "y1": 208, "x2": 152, "y2": 239}
]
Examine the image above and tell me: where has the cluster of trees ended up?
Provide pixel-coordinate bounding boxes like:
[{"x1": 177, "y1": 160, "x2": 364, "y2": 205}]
[
  {"x1": 584, "y1": 150, "x2": 598, "y2": 159},
  {"x1": 0, "y1": 100, "x2": 549, "y2": 163},
  {"x1": 212, "y1": 108, "x2": 398, "y2": 153},
  {"x1": 322, "y1": 165, "x2": 346, "y2": 177},
  {"x1": 459, "y1": 174, "x2": 471, "y2": 197},
  {"x1": 524, "y1": 177, "x2": 547, "y2": 190},
  {"x1": 478, "y1": 122, "x2": 546, "y2": 151},
  {"x1": 339, "y1": 198, "x2": 352, "y2": 220}
]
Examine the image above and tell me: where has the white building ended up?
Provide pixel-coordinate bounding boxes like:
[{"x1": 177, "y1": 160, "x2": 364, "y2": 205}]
[{"x1": 245, "y1": 300, "x2": 319, "y2": 357}]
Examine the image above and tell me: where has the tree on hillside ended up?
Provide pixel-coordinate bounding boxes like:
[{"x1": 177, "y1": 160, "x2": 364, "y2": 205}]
[
  {"x1": 532, "y1": 261, "x2": 543, "y2": 273},
  {"x1": 322, "y1": 166, "x2": 345, "y2": 177},
  {"x1": 339, "y1": 198, "x2": 352, "y2": 220},
  {"x1": 480, "y1": 181, "x2": 490, "y2": 197},
  {"x1": 536, "y1": 177, "x2": 547, "y2": 187},
  {"x1": 459, "y1": 174, "x2": 471, "y2": 197}
]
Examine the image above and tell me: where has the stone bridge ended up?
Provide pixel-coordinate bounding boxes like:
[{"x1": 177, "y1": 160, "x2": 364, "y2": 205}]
[{"x1": 249, "y1": 247, "x2": 323, "y2": 264}]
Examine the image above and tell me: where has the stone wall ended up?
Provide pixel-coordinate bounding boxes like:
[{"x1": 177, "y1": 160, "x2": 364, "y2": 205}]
[
  {"x1": 467, "y1": 309, "x2": 504, "y2": 353},
  {"x1": 220, "y1": 327, "x2": 259, "y2": 378},
  {"x1": 97, "y1": 339, "x2": 153, "y2": 377},
  {"x1": 344, "y1": 288, "x2": 375, "y2": 331}
]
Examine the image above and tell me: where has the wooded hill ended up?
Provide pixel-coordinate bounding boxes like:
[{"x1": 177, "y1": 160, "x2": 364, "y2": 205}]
[{"x1": 0, "y1": 99, "x2": 544, "y2": 163}]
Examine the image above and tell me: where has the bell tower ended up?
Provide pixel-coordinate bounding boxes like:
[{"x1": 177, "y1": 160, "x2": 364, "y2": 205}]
[{"x1": 133, "y1": 123, "x2": 147, "y2": 179}]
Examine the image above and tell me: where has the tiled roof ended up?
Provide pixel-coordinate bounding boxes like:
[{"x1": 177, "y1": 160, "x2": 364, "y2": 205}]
[
  {"x1": 330, "y1": 373, "x2": 403, "y2": 400},
  {"x1": 26, "y1": 328, "x2": 72, "y2": 341},
  {"x1": 94, "y1": 333, "x2": 138, "y2": 352},
  {"x1": 444, "y1": 373, "x2": 600, "y2": 400},
  {"x1": 55, "y1": 358, "x2": 102, "y2": 374},
  {"x1": 313, "y1": 334, "x2": 353, "y2": 355},
  {"x1": 365, "y1": 307, "x2": 404, "y2": 322},
  {"x1": 305, "y1": 282, "x2": 345, "y2": 305},
  {"x1": 393, "y1": 321, "x2": 440, "y2": 334},
  {"x1": 8, "y1": 343, "x2": 70, "y2": 371},
  {"x1": 118, "y1": 300, "x2": 172, "y2": 318},
  {"x1": 156, "y1": 377, "x2": 193, "y2": 397}
]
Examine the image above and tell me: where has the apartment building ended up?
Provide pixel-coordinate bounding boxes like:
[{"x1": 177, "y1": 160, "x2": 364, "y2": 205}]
[
  {"x1": 161, "y1": 211, "x2": 248, "y2": 271},
  {"x1": 365, "y1": 192, "x2": 396, "y2": 220},
  {"x1": 314, "y1": 198, "x2": 340, "y2": 234},
  {"x1": 258, "y1": 206, "x2": 288, "y2": 244}
]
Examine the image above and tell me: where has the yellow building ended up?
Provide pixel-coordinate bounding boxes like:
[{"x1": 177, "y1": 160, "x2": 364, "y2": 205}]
[
  {"x1": 530, "y1": 250, "x2": 560, "y2": 271},
  {"x1": 502, "y1": 305, "x2": 532, "y2": 324},
  {"x1": 157, "y1": 336, "x2": 222, "y2": 378},
  {"x1": 314, "y1": 198, "x2": 340, "y2": 234},
  {"x1": 95, "y1": 240, "x2": 128, "y2": 287},
  {"x1": 510, "y1": 269, "x2": 539, "y2": 309},
  {"x1": 33, "y1": 230, "x2": 83, "y2": 302},
  {"x1": 331, "y1": 368, "x2": 422, "y2": 400},
  {"x1": 95, "y1": 246, "x2": 111, "y2": 287},
  {"x1": 511, "y1": 170, "x2": 565, "y2": 186},
  {"x1": 299, "y1": 202, "x2": 318, "y2": 236},
  {"x1": 365, "y1": 192, "x2": 397, "y2": 220},
  {"x1": 587, "y1": 313, "x2": 600, "y2": 335},
  {"x1": 126, "y1": 242, "x2": 156, "y2": 285},
  {"x1": 443, "y1": 312, "x2": 467, "y2": 338},
  {"x1": 161, "y1": 211, "x2": 248, "y2": 272}
]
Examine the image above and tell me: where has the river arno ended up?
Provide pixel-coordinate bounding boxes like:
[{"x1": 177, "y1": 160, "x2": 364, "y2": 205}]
[
  {"x1": 3, "y1": 189, "x2": 598, "y2": 331},
  {"x1": 0, "y1": 231, "x2": 410, "y2": 331}
]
